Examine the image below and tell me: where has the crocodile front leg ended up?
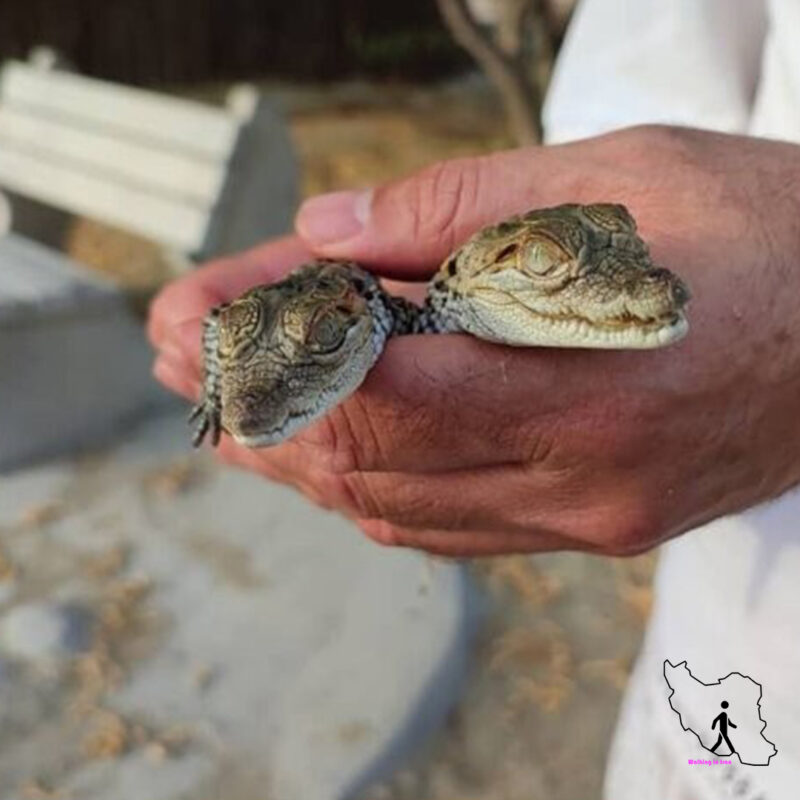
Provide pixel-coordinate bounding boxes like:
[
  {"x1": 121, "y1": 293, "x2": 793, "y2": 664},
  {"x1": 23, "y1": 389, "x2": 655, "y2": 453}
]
[{"x1": 189, "y1": 305, "x2": 226, "y2": 447}]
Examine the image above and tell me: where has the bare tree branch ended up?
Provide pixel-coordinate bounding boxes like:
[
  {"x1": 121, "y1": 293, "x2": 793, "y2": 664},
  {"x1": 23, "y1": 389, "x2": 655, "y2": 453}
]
[
  {"x1": 523, "y1": 0, "x2": 556, "y2": 96},
  {"x1": 437, "y1": 0, "x2": 542, "y2": 145}
]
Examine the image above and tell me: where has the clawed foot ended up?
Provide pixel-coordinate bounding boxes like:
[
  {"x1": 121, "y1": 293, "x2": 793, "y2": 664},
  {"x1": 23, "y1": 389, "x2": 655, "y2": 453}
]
[
  {"x1": 189, "y1": 399, "x2": 221, "y2": 448},
  {"x1": 190, "y1": 306, "x2": 225, "y2": 448}
]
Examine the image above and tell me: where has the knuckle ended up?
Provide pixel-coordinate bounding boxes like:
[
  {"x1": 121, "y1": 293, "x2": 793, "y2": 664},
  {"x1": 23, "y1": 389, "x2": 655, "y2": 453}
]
[
  {"x1": 406, "y1": 157, "x2": 483, "y2": 250},
  {"x1": 594, "y1": 493, "x2": 666, "y2": 556},
  {"x1": 147, "y1": 281, "x2": 218, "y2": 350},
  {"x1": 300, "y1": 392, "x2": 387, "y2": 474},
  {"x1": 521, "y1": 423, "x2": 560, "y2": 465},
  {"x1": 335, "y1": 471, "x2": 386, "y2": 521},
  {"x1": 290, "y1": 481, "x2": 334, "y2": 512},
  {"x1": 331, "y1": 471, "x2": 446, "y2": 531},
  {"x1": 308, "y1": 411, "x2": 358, "y2": 473},
  {"x1": 360, "y1": 520, "x2": 403, "y2": 548},
  {"x1": 146, "y1": 289, "x2": 179, "y2": 344},
  {"x1": 618, "y1": 125, "x2": 714, "y2": 184},
  {"x1": 621, "y1": 124, "x2": 692, "y2": 155}
]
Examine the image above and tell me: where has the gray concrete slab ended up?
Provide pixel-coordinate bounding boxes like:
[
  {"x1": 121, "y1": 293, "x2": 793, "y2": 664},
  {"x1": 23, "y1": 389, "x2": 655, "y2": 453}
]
[
  {"x1": 0, "y1": 410, "x2": 476, "y2": 800},
  {"x1": 0, "y1": 233, "x2": 165, "y2": 470},
  {"x1": 0, "y1": 192, "x2": 9, "y2": 236}
]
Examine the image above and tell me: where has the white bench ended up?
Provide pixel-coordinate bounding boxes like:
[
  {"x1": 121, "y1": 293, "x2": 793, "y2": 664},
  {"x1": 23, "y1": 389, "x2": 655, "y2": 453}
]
[
  {"x1": 0, "y1": 52, "x2": 298, "y2": 468},
  {"x1": 0, "y1": 51, "x2": 297, "y2": 260}
]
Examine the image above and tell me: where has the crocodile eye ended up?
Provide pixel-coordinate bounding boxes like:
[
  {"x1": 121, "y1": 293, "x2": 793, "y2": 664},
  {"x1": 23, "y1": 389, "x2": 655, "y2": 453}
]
[
  {"x1": 309, "y1": 311, "x2": 348, "y2": 352},
  {"x1": 520, "y1": 236, "x2": 579, "y2": 282},
  {"x1": 524, "y1": 241, "x2": 560, "y2": 275}
]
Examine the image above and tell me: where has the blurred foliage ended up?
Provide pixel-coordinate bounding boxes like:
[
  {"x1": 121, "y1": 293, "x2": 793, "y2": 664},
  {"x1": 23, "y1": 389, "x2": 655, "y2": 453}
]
[
  {"x1": 0, "y1": 0, "x2": 471, "y2": 85},
  {"x1": 344, "y1": 28, "x2": 459, "y2": 75}
]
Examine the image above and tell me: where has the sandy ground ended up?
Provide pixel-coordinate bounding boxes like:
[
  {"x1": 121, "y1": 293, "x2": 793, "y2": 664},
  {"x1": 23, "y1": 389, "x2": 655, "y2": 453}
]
[
  {"x1": 50, "y1": 79, "x2": 656, "y2": 799},
  {"x1": 0, "y1": 411, "x2": 474, "y2": 800},
  {"x1": 360, "y1": 556, "x2": 655, "y2": 800}
]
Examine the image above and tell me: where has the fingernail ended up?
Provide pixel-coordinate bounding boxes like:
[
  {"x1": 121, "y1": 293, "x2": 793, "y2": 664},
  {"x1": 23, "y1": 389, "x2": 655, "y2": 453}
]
[{"x1": 296, "y1": 189, "x2": 372, "y2": 245}]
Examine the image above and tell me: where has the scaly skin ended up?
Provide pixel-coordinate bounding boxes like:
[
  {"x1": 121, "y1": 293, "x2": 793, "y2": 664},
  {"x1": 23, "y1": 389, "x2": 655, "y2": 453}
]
[
  {"x1": 427, "y1": 203, "x2": 689, "y2": 348},
  {"x1": 191, "y1": 203, "x2": 690, "y2": 448}
]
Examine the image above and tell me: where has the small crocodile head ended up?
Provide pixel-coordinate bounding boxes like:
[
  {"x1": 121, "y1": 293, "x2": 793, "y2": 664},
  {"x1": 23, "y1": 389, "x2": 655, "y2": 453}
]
[
  {"x1": 217, "y1": 261, "x2": 379, "y2": 447},
  {"x1": 430, "y1": 203, "x2": 691, "y2": 349}
]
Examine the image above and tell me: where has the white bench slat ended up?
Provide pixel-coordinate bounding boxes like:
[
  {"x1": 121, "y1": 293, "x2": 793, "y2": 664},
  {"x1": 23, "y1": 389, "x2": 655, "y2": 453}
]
[
  {"x1": 0, "y1": 61, "x2": 239, "y2": 160},
  {"x1": 0, "y1": 148, "x2": 209, "y2": 252},
  {"x1": 0, "y1": 107, "x2": 226, "y2": 204}
]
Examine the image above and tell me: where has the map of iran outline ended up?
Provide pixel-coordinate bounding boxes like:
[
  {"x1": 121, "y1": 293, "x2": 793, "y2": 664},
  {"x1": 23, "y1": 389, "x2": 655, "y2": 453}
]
[{"x1": 663, "y1": 660, "x2": 778, "y2": 767}]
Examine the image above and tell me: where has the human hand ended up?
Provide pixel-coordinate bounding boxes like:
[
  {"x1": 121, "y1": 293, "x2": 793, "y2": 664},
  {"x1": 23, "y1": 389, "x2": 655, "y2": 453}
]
[{"x1": 150, "y1": 126, "x2": 800, "y2": 557}]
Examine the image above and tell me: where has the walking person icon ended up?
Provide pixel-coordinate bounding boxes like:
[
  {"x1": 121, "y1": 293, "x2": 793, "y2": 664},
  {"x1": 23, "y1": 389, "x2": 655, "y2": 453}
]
[{"x1": 710, "y1": 701, "x2": 737, "y2": 755}]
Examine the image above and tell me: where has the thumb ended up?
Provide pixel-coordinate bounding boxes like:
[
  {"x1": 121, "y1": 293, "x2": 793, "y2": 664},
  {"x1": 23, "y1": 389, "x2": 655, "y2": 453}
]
[{"x1": 295, "y1": 148, "x2": 557, "y2": 278}]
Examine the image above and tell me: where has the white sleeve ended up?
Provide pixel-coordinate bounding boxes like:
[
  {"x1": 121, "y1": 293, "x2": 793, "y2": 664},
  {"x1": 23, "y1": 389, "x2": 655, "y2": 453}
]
[{"x1": 543, "y1": 0, "x2": 768, "y2": 143}]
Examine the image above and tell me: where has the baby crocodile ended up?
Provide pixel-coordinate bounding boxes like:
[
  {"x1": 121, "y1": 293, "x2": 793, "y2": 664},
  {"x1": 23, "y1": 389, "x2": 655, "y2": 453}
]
[{"x1": 190, "y1": 203, "x2": 690, "y2": 448}]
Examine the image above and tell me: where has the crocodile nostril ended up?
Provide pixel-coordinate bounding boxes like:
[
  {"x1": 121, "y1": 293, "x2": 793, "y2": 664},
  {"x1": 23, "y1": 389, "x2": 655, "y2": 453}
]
[
  {"x1": 645, "y1": 268, "x2": 691, "y2": 307},
  {"x1": 670, "y1": 277, "x2": 691, "y2": 307}
]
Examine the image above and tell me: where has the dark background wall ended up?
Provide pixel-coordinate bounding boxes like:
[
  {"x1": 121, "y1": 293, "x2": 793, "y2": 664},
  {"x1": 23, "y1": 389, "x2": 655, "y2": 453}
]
[{"x1": 0, "y1": 0, "x2": 468, "y2": 85}]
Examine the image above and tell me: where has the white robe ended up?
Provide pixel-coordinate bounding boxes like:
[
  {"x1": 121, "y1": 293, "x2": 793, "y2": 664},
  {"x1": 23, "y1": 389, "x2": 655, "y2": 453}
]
[{"x1": 544, "y1": 2, "x2": 800, "y2": 797}]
